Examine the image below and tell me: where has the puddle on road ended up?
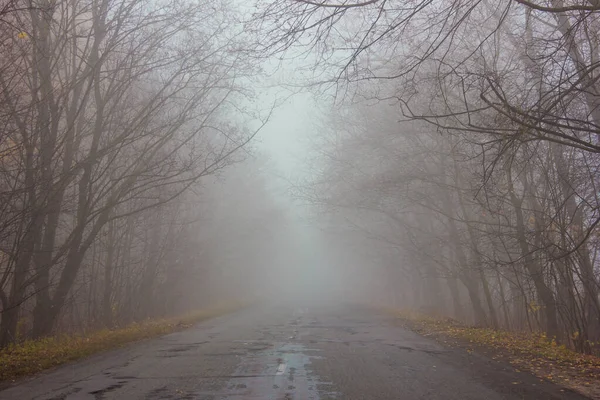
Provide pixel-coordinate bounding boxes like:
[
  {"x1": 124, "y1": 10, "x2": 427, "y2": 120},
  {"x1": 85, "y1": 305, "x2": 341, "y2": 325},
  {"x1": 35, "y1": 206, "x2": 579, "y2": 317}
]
[{"x1": 220, "y1": 342, "x2": 337, "y2": 400}]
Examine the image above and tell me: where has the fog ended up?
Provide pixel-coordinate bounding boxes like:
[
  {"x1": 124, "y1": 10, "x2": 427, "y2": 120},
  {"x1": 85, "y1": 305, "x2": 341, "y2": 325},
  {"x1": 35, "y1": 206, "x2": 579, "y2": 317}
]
[{"x1": 1, "y1": 0, "x2": 600, "y2": 357}]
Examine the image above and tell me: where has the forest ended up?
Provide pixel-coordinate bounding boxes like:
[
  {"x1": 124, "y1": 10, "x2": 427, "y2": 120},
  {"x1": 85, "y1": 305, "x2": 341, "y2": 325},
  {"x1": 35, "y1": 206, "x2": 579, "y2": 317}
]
[
  {"x1": 270, "y1": 0, "x2": 600, "y2": 355},
  {"x1": 0, "y1": 0, "x2": 599, "y2": 360}
]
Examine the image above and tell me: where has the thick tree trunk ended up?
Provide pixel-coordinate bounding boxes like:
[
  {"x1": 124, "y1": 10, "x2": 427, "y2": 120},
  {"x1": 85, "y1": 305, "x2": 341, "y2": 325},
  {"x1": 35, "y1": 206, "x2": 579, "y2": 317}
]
[{"x1": 29, "y1": 0, "x2": 63, "y2": 338}]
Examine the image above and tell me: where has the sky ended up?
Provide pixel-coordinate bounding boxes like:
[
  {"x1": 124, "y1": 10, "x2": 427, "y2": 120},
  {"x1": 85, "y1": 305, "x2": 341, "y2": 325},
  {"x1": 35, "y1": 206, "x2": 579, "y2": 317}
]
[
  {"x1": 246, "y1": 74, "x2": 346, "y2": 299},
  {"x1": 256, "y1": 92, "x2": 316, "y2": 181},
  {"x1": 250, "y1": 56, "x2": 327, "y2": 214}
]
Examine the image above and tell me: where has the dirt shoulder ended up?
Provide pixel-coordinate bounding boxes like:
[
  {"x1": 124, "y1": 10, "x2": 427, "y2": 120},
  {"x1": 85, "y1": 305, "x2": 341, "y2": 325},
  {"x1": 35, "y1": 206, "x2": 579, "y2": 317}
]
[{"x1": 383, "y1": 309, "x2": 600, "y2": 400}]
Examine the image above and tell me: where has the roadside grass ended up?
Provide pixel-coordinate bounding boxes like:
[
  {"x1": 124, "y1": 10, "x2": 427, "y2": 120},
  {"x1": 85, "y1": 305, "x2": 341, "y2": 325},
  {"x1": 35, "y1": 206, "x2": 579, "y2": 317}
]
[
  {"x1": 384, "y1": 309, "x2": 600, "y2": 399},
  {"x1": 0, "y1": 301, "x2": 244, "y2": 382}
]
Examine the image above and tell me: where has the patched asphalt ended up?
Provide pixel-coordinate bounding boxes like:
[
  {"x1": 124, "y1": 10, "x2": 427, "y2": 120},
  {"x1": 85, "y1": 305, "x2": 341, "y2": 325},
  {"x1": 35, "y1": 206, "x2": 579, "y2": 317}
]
[{"x1": 0, "y1": 303, "x2": 590, "y2": 399}]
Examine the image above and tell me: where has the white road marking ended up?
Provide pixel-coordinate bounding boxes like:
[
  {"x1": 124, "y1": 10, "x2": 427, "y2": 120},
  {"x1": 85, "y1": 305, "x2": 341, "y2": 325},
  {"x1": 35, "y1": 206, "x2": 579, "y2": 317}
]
[{"x1": 275, "y1": 363, "x2": 287, "y2": 376}]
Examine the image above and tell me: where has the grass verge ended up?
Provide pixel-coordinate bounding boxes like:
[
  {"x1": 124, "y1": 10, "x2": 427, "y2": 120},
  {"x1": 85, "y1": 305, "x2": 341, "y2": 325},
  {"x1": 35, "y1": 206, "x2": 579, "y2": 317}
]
[
  {"x1": 0, "y1": 301, "x2": 244, "y2": 382},
  {"x1": 384, "y1": 309, "x2": 600, "y2": 399}
]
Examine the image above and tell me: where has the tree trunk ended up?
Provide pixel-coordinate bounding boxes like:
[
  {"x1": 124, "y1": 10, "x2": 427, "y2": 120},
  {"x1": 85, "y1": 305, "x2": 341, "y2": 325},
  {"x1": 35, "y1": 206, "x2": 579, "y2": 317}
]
[
  {"x1": 446, "y1": 274, "x2": 464, "y2": 321},
  {"x1": 0, "y1": 142, "x2": 41, "y2": 346},
  {"x1": 496, "y1": 270, "x2": 511, "y2": 330},
  {"x1": 479, "y1": 269, "x2": 499, "y2": 329},
  {"x1": 551, "y1": 144, "x2": 600, "y2": 348},
  {"x1": 102, "y1": 220, "x2": 116, "y2": 328},
  {"x1": 138, "y1": 218, "x2": 162, "y2": 319},
  {"x1": 506, "y1": 163, "x2": 560, "y2": 337},
  {"x1": 458, "y1": 271, "x2": 488, "y2": 326}
]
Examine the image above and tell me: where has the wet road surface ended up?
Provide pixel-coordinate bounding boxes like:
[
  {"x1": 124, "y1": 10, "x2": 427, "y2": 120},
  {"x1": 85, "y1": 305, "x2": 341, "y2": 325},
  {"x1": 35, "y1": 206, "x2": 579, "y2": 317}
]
[{"x1": 0, "y1": 303, "x2": 590, "y2": 399}]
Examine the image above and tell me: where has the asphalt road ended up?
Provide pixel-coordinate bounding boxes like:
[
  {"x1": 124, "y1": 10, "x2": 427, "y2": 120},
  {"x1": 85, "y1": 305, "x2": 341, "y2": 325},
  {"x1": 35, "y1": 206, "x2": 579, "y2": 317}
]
[{"x1": 0, "y1": 302, "x2": 590, "y2": 400}]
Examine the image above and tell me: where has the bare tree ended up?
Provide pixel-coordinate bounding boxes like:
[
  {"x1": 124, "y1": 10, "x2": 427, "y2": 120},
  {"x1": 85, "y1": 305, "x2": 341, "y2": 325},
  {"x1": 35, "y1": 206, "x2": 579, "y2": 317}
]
[{"x1": 0, "y1": 0, "x2": 268, "y2": 344}]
